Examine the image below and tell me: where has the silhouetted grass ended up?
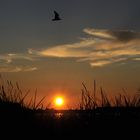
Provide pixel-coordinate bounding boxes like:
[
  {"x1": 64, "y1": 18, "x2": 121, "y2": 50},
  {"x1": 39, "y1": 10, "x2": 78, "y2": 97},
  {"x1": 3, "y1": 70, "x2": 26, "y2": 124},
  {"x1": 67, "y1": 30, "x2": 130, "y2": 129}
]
[
  {"x1": 0, "y1": 76, "x2": 140, "y2": 138},
  {"x1": 0, "y1": 78, "x2": 46, "y2": 111},
  {"x1": 80, "y1": 81, "x2": 140, "y2": 109}
]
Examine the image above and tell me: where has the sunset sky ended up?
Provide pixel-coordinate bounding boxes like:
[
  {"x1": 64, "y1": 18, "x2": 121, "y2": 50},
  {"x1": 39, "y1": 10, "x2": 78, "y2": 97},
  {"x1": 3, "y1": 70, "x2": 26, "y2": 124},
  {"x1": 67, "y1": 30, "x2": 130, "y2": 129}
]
[{"x1": 0, "y1": 0, "x2": 140, "y2": 109}]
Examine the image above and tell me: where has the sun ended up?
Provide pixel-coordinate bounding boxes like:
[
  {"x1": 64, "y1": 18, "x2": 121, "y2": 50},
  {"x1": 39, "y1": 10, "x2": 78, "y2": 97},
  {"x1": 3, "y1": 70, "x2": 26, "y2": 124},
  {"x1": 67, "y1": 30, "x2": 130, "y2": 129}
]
[{"x1": 55, "y1": 97, "x2": 64, "y2": 107}]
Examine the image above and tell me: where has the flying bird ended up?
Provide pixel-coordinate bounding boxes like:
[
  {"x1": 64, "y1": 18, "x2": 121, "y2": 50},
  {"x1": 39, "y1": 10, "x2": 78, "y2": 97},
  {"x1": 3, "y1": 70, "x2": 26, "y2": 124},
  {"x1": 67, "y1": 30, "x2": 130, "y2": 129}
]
[{"x1": 52, "y1": 11, "x2": 62, "y2": 21}]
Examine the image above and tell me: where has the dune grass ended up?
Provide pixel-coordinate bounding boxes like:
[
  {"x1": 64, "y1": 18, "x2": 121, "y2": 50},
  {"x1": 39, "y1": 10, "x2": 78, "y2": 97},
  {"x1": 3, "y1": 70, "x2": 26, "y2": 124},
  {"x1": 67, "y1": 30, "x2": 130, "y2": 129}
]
[
  {"x1": 0, "y1": 77, "x2": 46, "y2": 111},
  {"x1": 79, "y1": 80, "x2": 140, "y2": 110},
  {"x1": 0, "y1": 74, "x2": 140, "y2": 119},
  {"x1": 1, "y1": 75, "x2": 140, "y2": 111},
  {"x1": 0, "y1": 76, "x2": 140, "y2": 137}
]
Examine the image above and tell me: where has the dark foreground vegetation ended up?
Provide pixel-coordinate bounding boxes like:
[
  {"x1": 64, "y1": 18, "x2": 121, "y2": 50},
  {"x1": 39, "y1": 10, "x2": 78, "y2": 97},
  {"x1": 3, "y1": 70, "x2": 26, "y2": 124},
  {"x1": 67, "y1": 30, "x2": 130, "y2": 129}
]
[{"x1": 0, "y1": 79, "x2": 140, "y2": 138}]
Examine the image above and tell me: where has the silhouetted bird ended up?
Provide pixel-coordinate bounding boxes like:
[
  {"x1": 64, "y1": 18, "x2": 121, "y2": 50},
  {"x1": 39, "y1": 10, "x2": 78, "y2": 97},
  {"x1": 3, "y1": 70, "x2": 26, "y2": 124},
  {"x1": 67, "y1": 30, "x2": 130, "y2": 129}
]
[{"x1": 52, "y1": 11, "x2": 62, "y2": 21}]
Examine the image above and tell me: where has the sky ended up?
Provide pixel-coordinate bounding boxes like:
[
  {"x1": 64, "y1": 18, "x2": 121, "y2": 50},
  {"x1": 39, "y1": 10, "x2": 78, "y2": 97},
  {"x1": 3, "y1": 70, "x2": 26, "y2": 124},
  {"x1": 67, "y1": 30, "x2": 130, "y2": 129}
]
[{"x1": 0, "y1": 0, "x2": 140, "y2": 109}]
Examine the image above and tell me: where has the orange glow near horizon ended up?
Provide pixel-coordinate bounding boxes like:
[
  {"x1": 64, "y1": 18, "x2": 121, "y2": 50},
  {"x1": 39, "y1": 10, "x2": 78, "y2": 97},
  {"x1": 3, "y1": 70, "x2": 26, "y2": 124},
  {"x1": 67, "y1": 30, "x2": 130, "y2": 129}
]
[{"x1": 54, "y1": 96, "x2": 64, "y2": 108}]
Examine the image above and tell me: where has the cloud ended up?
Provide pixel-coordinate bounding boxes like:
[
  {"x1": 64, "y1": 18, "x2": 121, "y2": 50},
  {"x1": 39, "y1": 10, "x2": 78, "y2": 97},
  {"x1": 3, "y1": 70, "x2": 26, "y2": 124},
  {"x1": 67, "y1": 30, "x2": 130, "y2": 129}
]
[
  {"x1": 0, "y1": 66, "x2": 37, "y2": 73},
  {"x1": 84, "y1": 28, "x2": 140, "y2": 42},
  {"x1": 90, "y1": 61, "x2": 112, "y2": 67},
  {"x1": 28, "y1": 39, "x2": 96, "y2": 58},
  {"x1": 133, "y1": 58, "x2": 140, "y2": 61},
  {"x1": 0, "y1": 28, "x2": 140, "y2": 69},
  {"x1": 28, "y1": 28, "x2": 140, "y2": 67},
  {"x1": 83, "y1": 28, "x2": 116, "y2": 40},
  {"x1": 0, "y1": 53, "x2": 36, "y2": 64},
  {"x1": 0, "y1": 52, "x2": 39, "y2": 73},
  {"x1": 1, "y1": 27, "x2": 139, "y2": 68},
  {"x1": 29, "y1": 27, "x2": 140, "y2": 67}
]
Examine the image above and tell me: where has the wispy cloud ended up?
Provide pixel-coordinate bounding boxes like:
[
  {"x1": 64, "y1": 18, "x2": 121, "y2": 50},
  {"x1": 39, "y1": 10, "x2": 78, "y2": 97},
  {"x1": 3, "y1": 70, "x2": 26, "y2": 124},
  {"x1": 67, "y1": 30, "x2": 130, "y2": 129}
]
[
  {"x1": 133, "y1": 58, "x2": 140, "y2": 61},
  {"x1": 28, "y1": 39, "x2": 96, "y2": 58},
  {"x1": 1, "y1": 28, "x2": 139, "y2": 68},
  {"x1": 29, "y1": 28, "x2": 140, "y2": 67},
  {"x1": 84, "y1": 28, "x2": 140, "y2": 42},
  {"x1": 0, "y1": 53, "x2": 36, "y2": 63},
  {"x1": 0, "y1": 65, "x2": 37, "y2": 73},
  {"x1": 0, "y1": 53, "x2": 38, "y2": 72}
]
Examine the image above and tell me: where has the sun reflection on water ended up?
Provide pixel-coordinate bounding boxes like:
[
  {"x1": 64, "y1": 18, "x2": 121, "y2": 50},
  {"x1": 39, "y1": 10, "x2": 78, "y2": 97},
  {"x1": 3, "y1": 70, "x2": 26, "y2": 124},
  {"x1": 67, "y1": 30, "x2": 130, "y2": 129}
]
[{"x1": 55, "y1": 112, "x2": 63, "y2": 119}]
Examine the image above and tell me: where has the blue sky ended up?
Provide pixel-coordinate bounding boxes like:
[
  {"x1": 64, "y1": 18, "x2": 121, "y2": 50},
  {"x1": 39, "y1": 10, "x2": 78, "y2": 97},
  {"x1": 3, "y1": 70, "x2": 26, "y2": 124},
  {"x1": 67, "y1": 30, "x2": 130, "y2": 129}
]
[
  {"x1": 0, "y1": 0, "x2": 140, "y2": 53},
  {"x1": 0, "y1": 0, "x2": 140, "y2": 108}
]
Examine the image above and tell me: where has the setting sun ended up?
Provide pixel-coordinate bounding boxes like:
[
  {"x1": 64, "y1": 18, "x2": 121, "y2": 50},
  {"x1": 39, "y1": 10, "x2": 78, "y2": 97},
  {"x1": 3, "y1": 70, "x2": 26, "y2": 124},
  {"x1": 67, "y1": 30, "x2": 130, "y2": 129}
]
[{"x1": 55, "y1": 97, "x2": 64, "y2": 107}]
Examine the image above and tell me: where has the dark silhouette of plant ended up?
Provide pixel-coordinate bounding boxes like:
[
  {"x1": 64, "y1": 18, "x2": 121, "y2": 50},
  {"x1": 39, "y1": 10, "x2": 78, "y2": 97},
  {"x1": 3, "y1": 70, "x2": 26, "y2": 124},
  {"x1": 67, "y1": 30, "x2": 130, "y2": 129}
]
[
  {"x1": 0, "y1": 76, "x2": 46, "y2": 110},
  {"x1": 80, "y1": 80, "x2": 140, "y2": 109}
]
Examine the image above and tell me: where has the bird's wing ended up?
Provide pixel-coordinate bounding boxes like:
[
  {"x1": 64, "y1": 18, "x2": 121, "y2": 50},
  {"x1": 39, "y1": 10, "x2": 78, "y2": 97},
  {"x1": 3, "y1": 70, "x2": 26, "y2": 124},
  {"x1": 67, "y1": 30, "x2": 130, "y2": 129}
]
[{"x1": 54, "y1": 11, "x2": 59, "y2": 18}]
